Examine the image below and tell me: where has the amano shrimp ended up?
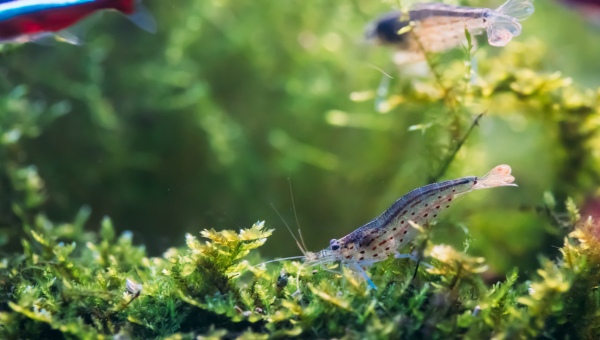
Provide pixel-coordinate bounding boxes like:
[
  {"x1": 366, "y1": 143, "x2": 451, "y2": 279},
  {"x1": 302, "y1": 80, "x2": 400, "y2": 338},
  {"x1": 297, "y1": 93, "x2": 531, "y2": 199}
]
[
  {"x1": 365, "y1": 0, "x2": 535, "y2": 63},
  {"x1": 268, "y1": 165, "x2": 516, "y2": 290}
]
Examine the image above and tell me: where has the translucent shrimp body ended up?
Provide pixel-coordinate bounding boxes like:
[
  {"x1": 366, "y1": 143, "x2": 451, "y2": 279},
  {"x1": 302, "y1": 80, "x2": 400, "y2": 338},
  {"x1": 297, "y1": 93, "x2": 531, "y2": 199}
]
[
  {"x1": 302, "y1": 165, "x2": 516, "y2": 288},
  {"x1": 365, "y1": 0, "x2": 535, "y2": 61}
]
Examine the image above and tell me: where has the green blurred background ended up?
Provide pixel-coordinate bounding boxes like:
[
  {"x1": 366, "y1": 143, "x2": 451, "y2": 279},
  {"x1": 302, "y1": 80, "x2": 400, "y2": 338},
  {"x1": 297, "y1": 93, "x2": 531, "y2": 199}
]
[{"x1": 2, "y1": 0, "x2": 600, "y2": 276}]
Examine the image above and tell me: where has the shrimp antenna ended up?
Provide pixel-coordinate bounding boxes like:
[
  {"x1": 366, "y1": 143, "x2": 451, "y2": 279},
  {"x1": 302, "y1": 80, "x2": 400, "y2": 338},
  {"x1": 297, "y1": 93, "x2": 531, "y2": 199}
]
[
  {"x1": 254, "y1": 255, "x2": 307, "y2": 267},
  {"x1": 271, "y1": 203, "x2": 307, "y2": 256},
  {"x1": 288, "y1": 176, "x2": 309, "y2": 253}
]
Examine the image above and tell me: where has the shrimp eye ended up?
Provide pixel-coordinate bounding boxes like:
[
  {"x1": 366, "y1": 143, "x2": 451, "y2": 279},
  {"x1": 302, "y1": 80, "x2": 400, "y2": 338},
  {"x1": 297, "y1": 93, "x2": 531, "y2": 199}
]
[{"x1": 329, "y1": 239, "x2": 340, "y2": 251}]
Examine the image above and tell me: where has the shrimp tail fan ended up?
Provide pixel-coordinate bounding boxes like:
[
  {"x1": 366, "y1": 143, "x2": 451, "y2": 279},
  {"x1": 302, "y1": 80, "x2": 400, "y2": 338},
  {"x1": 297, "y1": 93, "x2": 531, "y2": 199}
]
[
  {"x1": 485, "y1": 17, "x2": 522, "y2": 46},
  {"x1": 487, "y1": 0, "x2": 534, "y2": 47},
  {"x1": 495, "y1": 0, "x2": 535, "y2": 21},
  {"x1": 486, "y1": 0, "x2": 534, "y2": 46},
  {"x1": 473, "y1": 164, "x2": 517, "y2": 190}
]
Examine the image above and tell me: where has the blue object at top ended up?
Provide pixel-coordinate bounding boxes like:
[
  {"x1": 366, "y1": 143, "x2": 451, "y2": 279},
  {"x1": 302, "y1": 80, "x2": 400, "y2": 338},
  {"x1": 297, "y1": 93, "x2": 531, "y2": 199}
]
[{"x1": 0, "y1": 0, "x2": 97, "y2": 22}]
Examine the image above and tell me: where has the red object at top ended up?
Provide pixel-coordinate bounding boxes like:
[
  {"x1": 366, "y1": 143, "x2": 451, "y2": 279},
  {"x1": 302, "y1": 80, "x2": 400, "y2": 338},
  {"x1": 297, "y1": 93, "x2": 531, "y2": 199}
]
[{"x1": 0, "y1": 0, "x2": 146, "y2": 42}]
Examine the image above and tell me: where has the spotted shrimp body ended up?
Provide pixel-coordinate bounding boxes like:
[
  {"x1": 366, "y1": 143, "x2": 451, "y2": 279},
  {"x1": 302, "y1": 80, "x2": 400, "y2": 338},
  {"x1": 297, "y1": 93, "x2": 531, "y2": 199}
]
[{"x1": 302, "y1": 164, "x2": 516, "y2": 289}]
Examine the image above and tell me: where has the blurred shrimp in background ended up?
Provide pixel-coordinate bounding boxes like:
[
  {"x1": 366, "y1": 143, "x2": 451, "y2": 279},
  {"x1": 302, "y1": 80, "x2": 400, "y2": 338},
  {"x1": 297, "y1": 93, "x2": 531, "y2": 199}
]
[
  {"x1": 364, "y1": 0, "x2": 534, "y2": 109},
  {"x1": 365, "y1": 0, "x2": 535, "y2": 65}
]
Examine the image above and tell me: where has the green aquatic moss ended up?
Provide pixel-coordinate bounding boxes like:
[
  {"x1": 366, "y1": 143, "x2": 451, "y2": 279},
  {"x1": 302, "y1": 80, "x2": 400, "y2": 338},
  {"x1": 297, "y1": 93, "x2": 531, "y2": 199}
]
[{"x1": 1, "y1": 205, "x2": 600, "y2": 339}]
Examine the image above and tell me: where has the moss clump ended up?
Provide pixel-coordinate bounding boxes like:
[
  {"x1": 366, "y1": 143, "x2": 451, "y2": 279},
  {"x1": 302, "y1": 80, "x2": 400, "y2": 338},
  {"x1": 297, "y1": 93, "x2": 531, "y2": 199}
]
[{"x1": 0, "y1": 203, "x2": 599, "y2": 339}]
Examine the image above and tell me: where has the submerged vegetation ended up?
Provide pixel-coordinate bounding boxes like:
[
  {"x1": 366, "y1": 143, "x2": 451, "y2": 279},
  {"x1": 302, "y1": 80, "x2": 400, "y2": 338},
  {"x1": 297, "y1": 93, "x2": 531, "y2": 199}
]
[
  {"x1": 2, "y1": 207, "x2": 600, "y2": 338},
  {"x1": 2, "y1": 0, "x2": 600, "y2": 338}
]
